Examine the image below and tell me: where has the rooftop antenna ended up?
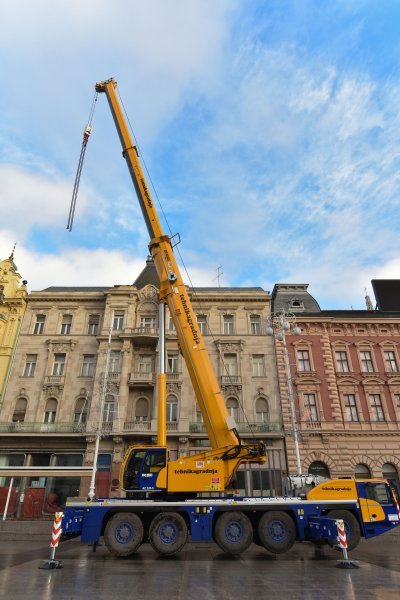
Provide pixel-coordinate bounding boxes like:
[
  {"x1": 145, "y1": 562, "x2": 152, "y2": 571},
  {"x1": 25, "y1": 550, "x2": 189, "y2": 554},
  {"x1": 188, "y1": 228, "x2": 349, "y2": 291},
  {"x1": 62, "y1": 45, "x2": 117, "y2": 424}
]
[
  {"x1": 364, "y1": 288, "x2": 374, "y2": 311},
  {"x1": 214, "y1": 266, "x2": 223, "y2": 288}
]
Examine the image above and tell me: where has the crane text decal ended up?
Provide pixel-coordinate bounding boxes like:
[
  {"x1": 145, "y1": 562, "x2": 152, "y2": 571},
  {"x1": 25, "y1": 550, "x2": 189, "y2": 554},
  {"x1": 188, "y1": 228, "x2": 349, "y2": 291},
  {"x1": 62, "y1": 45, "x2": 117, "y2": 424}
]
[
  {"x1": 140, "y1": 178, "x2": 153, "y2": 209},
  {"x1": 180, "y1": 294, "x2": 201, "y2": 344},
  {"x1": 174, "y1": 468, "x2": 218, "y2": 475}
]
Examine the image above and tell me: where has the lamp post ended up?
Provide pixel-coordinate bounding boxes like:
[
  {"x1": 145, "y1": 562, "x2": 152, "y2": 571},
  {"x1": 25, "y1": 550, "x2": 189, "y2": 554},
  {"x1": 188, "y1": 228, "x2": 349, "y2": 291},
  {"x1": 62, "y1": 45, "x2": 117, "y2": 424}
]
[{"x1": 267, "y1": 311, "x2": 302, "y2": 475}]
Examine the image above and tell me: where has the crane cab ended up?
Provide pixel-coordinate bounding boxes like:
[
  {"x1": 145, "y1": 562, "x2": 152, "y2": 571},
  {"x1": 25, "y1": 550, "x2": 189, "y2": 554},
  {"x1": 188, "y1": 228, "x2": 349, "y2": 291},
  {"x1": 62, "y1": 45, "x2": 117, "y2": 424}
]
[{"x1": 121, "y1": 446, "x2": 168, "y2": 493}]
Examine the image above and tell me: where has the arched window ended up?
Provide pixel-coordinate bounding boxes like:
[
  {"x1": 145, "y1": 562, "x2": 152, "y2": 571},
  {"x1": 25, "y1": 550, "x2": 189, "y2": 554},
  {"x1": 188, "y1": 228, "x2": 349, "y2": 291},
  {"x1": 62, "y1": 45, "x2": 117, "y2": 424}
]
[
  {"x1": 12, "y1": 398, "x2": 27, "y2": 422},
  {"x1": 44, "y1": 398, "x2": 58, "y2": 424},
  {"x1": 74, "y1": 398, "x2": 88, "y2": 426},
  {"x1": 382, "y1": 463, "x2": 400, "y2": 495},
  {"x1": 166, "y1": 396, "x2": 178, "y2": 422},
  {"x1": 308, "y1": 461, "x2": 330, "y2": 481},
  {"x1": 135, "y1": 398, "x2": 149, "y2": 422},
  {"x1": 103, "y1": 395, "x2": 115, "y2": 425},
  {"x1": 255, "y1": 397, "x2": 269, "y2": 423},
  {"x1": 355, "y1": 463, "x2": 371, "y2": 479},
  {"x1": 226, "y1": 398, "x2": 239, "y2": 422}
]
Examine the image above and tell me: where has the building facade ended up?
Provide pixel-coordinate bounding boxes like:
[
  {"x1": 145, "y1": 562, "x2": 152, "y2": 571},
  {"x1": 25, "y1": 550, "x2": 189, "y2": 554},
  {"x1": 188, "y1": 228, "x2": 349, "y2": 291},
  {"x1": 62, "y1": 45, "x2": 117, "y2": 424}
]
[
  {"x1": 0, "y1": 259, "x2": 284, "y2": 518},
  {"x1": 0, "y1": 250, "x2": 27, "y2": 408},
  {"x1": 272, "y1": 283, "x2": 400, "y2": 492}
]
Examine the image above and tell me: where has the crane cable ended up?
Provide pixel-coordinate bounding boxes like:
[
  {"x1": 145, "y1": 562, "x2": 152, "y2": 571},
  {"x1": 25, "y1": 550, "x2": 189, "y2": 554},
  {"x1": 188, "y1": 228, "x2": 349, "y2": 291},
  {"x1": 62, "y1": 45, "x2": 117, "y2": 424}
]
[{"x1": 67, "y1": 92, "x2": 98, "y2": 231}]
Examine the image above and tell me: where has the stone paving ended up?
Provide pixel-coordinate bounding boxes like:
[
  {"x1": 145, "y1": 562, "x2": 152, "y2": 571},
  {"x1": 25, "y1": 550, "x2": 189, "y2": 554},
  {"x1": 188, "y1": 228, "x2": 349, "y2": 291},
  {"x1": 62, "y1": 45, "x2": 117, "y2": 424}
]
[{"x1": 0, "y1": 533, "x2": 399, "y2": 600}]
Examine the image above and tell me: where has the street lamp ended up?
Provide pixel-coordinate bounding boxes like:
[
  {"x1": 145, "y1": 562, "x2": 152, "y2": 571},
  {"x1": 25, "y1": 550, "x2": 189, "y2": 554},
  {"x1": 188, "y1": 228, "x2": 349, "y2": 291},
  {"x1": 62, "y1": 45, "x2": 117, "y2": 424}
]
[{"x1": 267, "y1": 310, "x2": 302, "y2": 475}]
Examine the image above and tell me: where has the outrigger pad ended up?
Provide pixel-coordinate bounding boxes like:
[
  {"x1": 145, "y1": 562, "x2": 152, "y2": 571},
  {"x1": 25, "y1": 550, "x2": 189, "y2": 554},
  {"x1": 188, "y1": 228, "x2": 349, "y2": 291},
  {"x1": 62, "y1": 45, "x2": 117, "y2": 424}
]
[
  {"x1": 336, "y1": 559, "x2": 359, "y2": 569},
  {"x1": 39, "y1": 559, "x2": 63, "y2": 570}
]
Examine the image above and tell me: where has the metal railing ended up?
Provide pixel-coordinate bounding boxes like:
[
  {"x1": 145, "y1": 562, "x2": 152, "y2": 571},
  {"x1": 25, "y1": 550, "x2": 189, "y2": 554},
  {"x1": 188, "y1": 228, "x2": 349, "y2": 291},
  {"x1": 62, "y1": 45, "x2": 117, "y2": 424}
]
[
  {"x1": 189, "y1": 421, "x2": 282, "y2": 434},
  {"x1": 0, "y1": 421, "x2": 86, "y2": 433}
]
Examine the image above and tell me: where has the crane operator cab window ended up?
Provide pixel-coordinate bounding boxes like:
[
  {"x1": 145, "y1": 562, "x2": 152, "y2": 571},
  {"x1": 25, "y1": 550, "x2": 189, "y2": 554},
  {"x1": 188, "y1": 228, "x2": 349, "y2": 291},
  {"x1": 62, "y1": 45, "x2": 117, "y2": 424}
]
[{"x1": 123, "y1": 448, "x2": 167, "y2": 491}]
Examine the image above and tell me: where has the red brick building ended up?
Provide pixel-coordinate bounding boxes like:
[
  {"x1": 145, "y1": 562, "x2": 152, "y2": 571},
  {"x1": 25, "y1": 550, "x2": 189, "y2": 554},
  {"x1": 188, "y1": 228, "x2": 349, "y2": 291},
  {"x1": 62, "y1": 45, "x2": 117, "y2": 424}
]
[{"x1": 272, "y1": 282, "x2": 400, "y2": 492}]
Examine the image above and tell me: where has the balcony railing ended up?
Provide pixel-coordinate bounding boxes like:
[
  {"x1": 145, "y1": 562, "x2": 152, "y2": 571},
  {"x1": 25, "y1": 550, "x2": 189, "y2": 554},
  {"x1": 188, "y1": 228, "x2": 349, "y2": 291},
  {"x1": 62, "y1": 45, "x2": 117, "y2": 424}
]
[
  {"x1": 166, "y1": 372, "x2": 181, "y2": 382},
  {"x1": 128, "y1": 371, "x2": 156, "y2": 386},
  {"x1": 43, "y1": 375, "x2": 65, "y2": 387},
  {"x1": 189, "y1": 421, "x2": 282, "y2": 434},
  {"x1": 167, "y1": 422, "x2": 178, "y2": 432},
  {"x1": 221, "y1": 375, "x2": 242, "y2": 385},
  {"x1": 0, "y1": 421, "x2": 86, "y2": 433},
  {"x1": 124, "y1": 327, "x2": 159, "y2": 345},
  {"x1": 123, "y1": 421, "x2": 152, "y2": 432}
]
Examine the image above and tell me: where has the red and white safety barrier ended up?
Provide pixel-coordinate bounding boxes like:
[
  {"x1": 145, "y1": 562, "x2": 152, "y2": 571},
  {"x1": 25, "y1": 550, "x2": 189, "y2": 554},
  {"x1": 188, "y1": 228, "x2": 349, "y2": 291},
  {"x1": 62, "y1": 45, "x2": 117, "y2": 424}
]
[
  {"x1": 39, "y1": 511, "x2": 64, "y2": 570},
  {"x1": 51, "y1": 512, "x2": 63, "y2": 548},
  {"x1": 336, "y1": 519, "x2": 348, "y2": 554}
]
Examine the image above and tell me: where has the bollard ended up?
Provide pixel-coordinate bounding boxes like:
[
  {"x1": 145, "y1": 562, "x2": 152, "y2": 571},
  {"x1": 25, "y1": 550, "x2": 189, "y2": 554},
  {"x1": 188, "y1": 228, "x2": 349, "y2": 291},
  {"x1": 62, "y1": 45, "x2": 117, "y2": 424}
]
[
  {"x1": 335, "y1": 519, "x2": 359, "y2": 569},
  {"x1": 39, "y1": 511, "x2": 64, "y2": 569}
]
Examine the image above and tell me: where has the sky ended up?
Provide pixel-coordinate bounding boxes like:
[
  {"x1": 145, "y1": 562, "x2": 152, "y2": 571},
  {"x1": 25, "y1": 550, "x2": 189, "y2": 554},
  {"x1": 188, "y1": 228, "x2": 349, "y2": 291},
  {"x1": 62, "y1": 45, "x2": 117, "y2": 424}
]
[{"x1": 1, "y1": 1, "x2": 400, "y2": 309}]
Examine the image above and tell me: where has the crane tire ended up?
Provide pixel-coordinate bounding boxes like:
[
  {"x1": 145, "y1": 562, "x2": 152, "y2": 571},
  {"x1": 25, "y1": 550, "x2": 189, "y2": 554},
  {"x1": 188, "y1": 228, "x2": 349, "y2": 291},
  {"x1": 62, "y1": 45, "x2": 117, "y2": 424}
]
[
  {"x1": 327, "y1": 510, "x2": 361, "y2": 551},
  {"x1": 149, "y1": 512, "x2": 188, "y2": 556},
  {"x1": 214, "y1": 511, "x2": 253, "y2": 555},
  {"x1": 104, "y1": 512, "x2": 144, "y2": 557},
  {"x1": 257, "y1": 511, "x2": 296, "y2": 554}
]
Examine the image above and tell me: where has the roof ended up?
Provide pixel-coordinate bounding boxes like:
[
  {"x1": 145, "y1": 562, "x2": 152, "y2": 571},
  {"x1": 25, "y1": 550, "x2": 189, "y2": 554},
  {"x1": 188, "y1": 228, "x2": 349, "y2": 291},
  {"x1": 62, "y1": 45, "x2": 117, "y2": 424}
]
[
  {"x1": 42, "y1": 287, "x2": 109, "y2": 292},
  {"x1": 133, "y1": 257, "x2": 159, "y2": 289},
  {"x1": 372, "y1": 280, "x2": 400, "y2": 312}
]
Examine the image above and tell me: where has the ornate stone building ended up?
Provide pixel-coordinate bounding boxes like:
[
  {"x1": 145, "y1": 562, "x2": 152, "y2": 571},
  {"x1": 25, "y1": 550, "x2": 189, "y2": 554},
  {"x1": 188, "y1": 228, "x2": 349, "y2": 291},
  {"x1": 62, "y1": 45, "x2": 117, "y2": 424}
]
[
  {"x1": 0, "y1": 259, "x2": 284, "y2": 517},
  {"x1": 0, "y1": 250, "x2": 27, "y2": 408},
  {"x1": 272, "y1": 283, "x2": 400, "y2": 492}
]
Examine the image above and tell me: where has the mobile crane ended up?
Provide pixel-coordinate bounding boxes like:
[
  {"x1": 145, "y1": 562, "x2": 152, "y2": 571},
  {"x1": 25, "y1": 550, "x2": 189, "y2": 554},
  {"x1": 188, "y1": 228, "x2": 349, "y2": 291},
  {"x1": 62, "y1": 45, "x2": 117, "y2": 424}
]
[{"x1": 62, "y1": 79, "x2": 400, "y2": 557}]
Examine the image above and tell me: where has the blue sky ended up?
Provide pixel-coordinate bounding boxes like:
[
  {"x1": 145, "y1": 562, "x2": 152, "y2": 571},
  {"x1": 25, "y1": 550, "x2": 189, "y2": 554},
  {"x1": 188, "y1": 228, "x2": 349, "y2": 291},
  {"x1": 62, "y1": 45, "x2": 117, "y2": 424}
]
[{"x1": 1, "y1": 1, "x2": 400, "y2": 308}]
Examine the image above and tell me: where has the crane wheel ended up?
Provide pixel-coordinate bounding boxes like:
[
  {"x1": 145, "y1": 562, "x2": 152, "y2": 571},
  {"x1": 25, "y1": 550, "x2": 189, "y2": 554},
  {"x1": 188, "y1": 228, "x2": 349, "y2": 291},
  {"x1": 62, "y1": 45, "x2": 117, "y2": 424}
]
[
  {"x1": 327, "y1": 510, "x2": 361, "y2": 551},
  {"x1": 214, "y1": 511, "x2": 253, "y2": 555},
  {"x1": 257, "y1": 511, "x2": 296, "y2": 554},
  {"x1": 104, "y1": 512, "x2": 144, "y2": 557},
  {"x1": 149, "y1": 512, "x2": 188, "y2": 556}
]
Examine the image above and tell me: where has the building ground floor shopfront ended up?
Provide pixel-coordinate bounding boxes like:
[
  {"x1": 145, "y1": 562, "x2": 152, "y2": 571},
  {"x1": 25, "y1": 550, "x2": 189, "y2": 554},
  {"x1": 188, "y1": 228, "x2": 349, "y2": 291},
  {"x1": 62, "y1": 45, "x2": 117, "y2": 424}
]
[
  {"x1": 285, "y1": 430, "x2": 400, "y2": 496},
  {"x1": 0, "y1": 433, "x2": 286, "y2": 520}
]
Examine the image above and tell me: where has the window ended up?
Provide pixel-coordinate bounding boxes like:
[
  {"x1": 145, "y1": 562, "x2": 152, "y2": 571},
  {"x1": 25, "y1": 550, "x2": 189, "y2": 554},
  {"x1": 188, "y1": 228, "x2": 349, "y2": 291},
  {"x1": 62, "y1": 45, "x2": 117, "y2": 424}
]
[
  {"x1": 166, "y1": 397, "x2": 178, "y2": 422},
  {"x1": 252, "y1": 354, "x2": 265, "y2": 377},
  {"x1": 135, "y1": 398, "x2": 149, "y2": 422},
  {"x1": 60, "y1": 314, "x2": 72, "y2": 335},
  {"x1": 360, "y1": 350, "x2": 374, "y2": 372},
  {"x1": 297, "y1": 350, "x2": 311, "y2": 371},
  {"x1": 369, "y1": 394, "x2": 385, "y2": 421},
  {"x1": 138, "y1": 354, "x2": 152, "y2": 374},
  {"x1": 223, "y1": 353, "x2": 238, "y2": 376},
  {"x1": 344, "y1": 394, "x2": 359, "y2": 422},
  {"x1": 226, "y1": 398, "x2": 239, "y2": 422},
  {"x1": 304, "y1": 393, "x2": 318, "y2": 421},
  {"x1": 88, "y1": 314, "x2": 100, "y2": 335},
  {"x1": 167, "y1": 313, "x2": 175, "y2": 331},
  {"x1": 113, "y1": 310, "x2": 125, "y2": 330},
  {"x1": 44, "y1": 398, "x2": 57, "y2": 423},
  {"x1": 366, "y1": 483, "x2": 392, "y2": 505},
  {"x1": 109, "y1": 350, "x2": 121, "y2": 373},
  {"x1": 74, "y1": 398, "x2": 87, "y2": 425},
  {"x1": 23, "y1": 354, "x2": 37, "y2": 377},
  {"x1": 355, "y1": 463, "x2": 371, "y2": 479},
  {"x1": 12, "y1": 398, "x2": 27, "y2": 422},
  {"x1": 167, "y1": 353, "x2": 179, "y2": 374},
  {"x1": 223, "y1": 315, "x2": 234, "y2": 335},
  {"x1": 103, "y1": 395, "x2": 115, "y2": 424},
  {"x1": 196, "y1": 410, "x2": 203, "y2": 424},
  {"x1": 52, "y1": 354, "x2": 66, "y2": 376},
  {"x1": 33, "y1": 314, "x2": 45, "y2": 334},
  {"x1": 81, "y1": 354, "x2": 95, "y2": 377},
  {"x1": 255, "y1": 397, "x2": 269, "y2": 422},
  {"x1": 384, "y1": 351, "x2": 398, "y2": 373},
  {"x1": 197, "y1": 315, "x2": 208, "y2": 335},
  {"x1": 308, "y1": 461, "x2": 330, "y2": 481},
  {"x1": 140, "y1": 315, "x2": 156, "y2": 330},
  {"x1": 335, "y1": 351, "x2": 350, "y2": 373},
  {"x1": 250, "y1": 315, "x2": 261, "y2": 335}
]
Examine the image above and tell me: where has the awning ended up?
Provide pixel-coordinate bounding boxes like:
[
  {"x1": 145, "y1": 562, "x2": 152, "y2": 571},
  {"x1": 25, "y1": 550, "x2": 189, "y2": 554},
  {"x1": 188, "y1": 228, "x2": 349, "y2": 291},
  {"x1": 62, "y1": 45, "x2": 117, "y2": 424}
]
[{"x1": 0, "y1": 466, "x2": 93, "y2": 477}]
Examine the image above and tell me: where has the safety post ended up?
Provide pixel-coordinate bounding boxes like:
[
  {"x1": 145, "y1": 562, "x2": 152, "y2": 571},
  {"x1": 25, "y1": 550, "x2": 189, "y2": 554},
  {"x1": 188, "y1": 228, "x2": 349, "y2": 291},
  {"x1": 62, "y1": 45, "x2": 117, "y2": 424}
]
[
  {"x1": 39, "y1": 512, "x2": 64, "y2": 569},
  {"x1": 335, "y1": 519, "x2": 359, "y2": 569}
]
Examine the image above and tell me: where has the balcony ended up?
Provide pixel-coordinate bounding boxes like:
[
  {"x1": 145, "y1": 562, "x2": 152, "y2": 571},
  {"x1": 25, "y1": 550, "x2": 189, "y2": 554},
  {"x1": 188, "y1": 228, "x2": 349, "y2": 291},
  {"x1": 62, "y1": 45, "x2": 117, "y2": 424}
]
[
  {"x1": 221, "y1": 375, "x2": 242, "y2": 385},
  {"x1": 123, "y1": 421, "x2": 152, "y2": 432},
  {"x1": 167, "y1": 422, "x2": 178, "y2": 432},
  {"x1": 189, "y1": 421, "x2": 282, "y2": 434},
  {"x1": 0, "y1": 421, "x2": 86, "y2": 434},
  {"x1": 128, "y1": 371, "x2": 156, "y2": 386},
  {"x1": 166, "y1": 372, "x2": 181, "y2": 382},
  {"x1": 43, "y1": 375, "x2": 65, "y2": 388},
  {"x1": 124, "y1": 327, "x2": 159, "y2": 345}
]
